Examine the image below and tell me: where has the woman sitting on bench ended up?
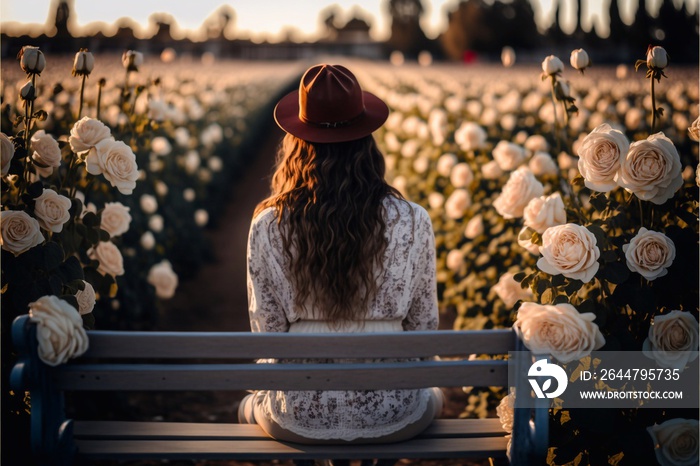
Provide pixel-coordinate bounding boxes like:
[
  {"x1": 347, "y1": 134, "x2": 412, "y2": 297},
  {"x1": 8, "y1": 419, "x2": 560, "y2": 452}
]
[{"x1": 239, "y1": 63, "x2": 444, "y2": 445}]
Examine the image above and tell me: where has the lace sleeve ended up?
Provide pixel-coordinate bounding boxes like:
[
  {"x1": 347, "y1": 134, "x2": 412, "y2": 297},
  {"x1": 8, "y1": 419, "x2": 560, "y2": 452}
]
[
  {"x1": 246, "y1": 214, "x2": 290, "y2": 333},
  {"x1": 402, "y1": 208, "x2": 439, "y2": 331}
]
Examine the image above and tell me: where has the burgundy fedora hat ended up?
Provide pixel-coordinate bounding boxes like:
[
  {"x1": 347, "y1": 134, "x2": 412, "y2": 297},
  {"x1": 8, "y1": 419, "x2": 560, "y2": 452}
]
[{"x1": 274, "y1": 64, "x2": 389, "y2": 143}]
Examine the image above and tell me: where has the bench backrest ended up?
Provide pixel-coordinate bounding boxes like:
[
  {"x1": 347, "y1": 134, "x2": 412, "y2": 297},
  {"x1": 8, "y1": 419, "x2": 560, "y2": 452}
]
[{"x1": 12, "y1": 315, "x2": 520, "y2": 392}]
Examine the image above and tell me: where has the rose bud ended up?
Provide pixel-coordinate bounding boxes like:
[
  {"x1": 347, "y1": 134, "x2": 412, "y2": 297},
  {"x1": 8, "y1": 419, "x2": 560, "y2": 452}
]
[
  {"x1": 72, "y1": 49, "x2": 94, "y2": 77},
  {"x1": 541, "y1": 55, "x2": 564, "y2": 76},
  {"x1": 19, "y1": 80, "x2": 36, "y2": 101},
  {"x1": 646, "y1": 46, "x2": 668, "y2": 70},
  {"x1": 18, "y1": 46, "x2": 46, "y2": 75},
  {"x1": 122, "y1": 50, "x2": 144, "y2": 72},
  {"x1": 570, "y1": 48, "x2": 590, "y2": 72}
]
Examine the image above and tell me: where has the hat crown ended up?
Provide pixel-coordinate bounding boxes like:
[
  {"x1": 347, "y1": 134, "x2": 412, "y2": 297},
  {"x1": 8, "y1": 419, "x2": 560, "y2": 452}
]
[{"x1": 299, "y1": 64, "x2": 365, "y2": 127}]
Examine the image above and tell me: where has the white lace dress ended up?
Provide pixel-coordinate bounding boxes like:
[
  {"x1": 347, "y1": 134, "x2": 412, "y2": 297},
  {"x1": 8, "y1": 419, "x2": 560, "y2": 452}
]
[{"x1": 246, "y1": 196, "x2": 438, "y2": 440}]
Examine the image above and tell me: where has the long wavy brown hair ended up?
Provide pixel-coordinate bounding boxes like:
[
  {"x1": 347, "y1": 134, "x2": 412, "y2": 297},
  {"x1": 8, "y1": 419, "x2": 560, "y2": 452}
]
[{"x1": 255, "y1": 133, "x2": 403, "y2": 324}]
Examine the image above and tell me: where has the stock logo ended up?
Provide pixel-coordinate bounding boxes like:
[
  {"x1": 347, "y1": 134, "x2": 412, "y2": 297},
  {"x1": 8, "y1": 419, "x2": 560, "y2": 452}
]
[{"x1": 528, "y1": 359, "x2": 568, "y2": 399}]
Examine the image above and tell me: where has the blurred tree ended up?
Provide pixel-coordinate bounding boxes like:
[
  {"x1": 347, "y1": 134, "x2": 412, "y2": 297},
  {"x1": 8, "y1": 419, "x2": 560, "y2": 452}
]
[
  {"x1": 440, "y1": 0, "x2": 540, "y2": 61},
  {"x1": 385, "y1": 0, "x2": 432, "y2": 59}
]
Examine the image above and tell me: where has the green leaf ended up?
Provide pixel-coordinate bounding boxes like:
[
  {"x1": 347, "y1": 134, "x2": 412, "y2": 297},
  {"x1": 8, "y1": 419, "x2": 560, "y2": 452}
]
[
  {"x1": 598, "y1": 262, "x2": 630, "y2": 285},
  {"x1": 536, "y1": 278, "x2": 551, "y2": 295},
  {"x1": 601, "y1": 250, "x2": 618, "y2": 263},
  {"x1": 586, "y1": 224, "x2": 608, "y2": 248},
  {"x1": 43, "y1": 242, "x2": 64, "y2": 270},
  {"x1": 564, "y1": 279, "x2": 583, "y2": 295},
  {"x1": 589, "y1": 193, "x2": 607, "y2": 212},
  {"x1": 82, "y1": 312, "x2": 96, "y2": 330},
  {"x1": 553, "y1": 294, "x2": 569, "y2": 304},
  {"x1": 82, "y1": 212, "x2": 99, "y2": 228},
  {"x1": 551, "y1": 274, "x2": 566, "y2": 287},
  {"x1": 513, "y1": 272, "x2": 527, "y2": 282}
]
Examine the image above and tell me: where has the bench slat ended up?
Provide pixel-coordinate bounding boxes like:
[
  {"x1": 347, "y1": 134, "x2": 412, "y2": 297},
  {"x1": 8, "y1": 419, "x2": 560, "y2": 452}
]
[
  {"x1": 73, "y1": 419, "x2": 507, "y2": 441},
  {"x1": 56, "y1": 360, "x2": 509, "y2": 390},
  {"x1": 82, "y1": 330, "x2": 516, "y2": 359},
  {"x1": 75, "y1": 437, "x2": 509, "y2": 460}
]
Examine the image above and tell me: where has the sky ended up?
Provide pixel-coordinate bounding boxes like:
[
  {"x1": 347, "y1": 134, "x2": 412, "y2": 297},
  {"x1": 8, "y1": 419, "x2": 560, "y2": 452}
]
[{"x1": 0, "y1": 0, "x2": 690, "y2": 42}]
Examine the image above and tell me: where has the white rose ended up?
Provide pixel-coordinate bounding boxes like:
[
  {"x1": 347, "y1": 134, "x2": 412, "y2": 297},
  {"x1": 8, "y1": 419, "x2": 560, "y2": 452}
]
[
  {"x1": 88, "y1": 241, "x2": 124, "y2": 276},
  {"x1": 33, "y1": 189, "x2": 71, "y2": 233},
  {"x1": 496, "y1": 393, "x2": 515, "y2": 433},
  {"x1": 616, "y1": 132, "x2": 683, "y2": 205},
  {"x1": 122, "y1": 50, "x2": 144, "y2": 71},
  {"x1": 529, "y1": 151, "x2": 558, "y2": 176},
  {"x1": 493, "y1": 167, "x2": 544, "y2": 219},
  {"x1": 577, "y1": 123, "x2": 629, "y2": 192},
  {"x1": 428, "y1": 192, "x2": 445, "y2": 210},
  {"x1": 464, "y1": 214, "x2": 484, "y2": 239},
  {"x1": 19, "y1": 46, "x2": 46, "y2": 74},
  {"x1": 140, "y1": 231, "x2": 155, "y2": 250},
  {"x1": 688, "y1": 115, "x2": 700, "y2": 142},
  {"x1": 151, "y1": 136, "x2": 172, "y2": 156},
  {"x1": 570, "y1": 48, "x2": 590, "y2": 71},
  {"x1": 537, "y1": 223, "x2": 600, "y2": 283},
  {"x1": 140, "y1": 194, "x2": 158, "y2": 214},
  {"x1": 445, "y1": 249, "x2": 464, "y2": 272},
  {"x1": 183, "y1": 188, "x2": 196, "y2": 202},
  {"x1": 100, "y1": 202, "x2": 131, "y2": 238},
  {"x1": 492, "y1": 141, "x2": 526, "y2": 171},
  {"x1": 75, "y1": 280, "x2": 96, "y2": 315},
  {"x1": 625, "y1": 107, "x2": 645, "y2": 131},
  {"x1": 86, "y1": 139, "x2": 139, "y2": 195},
  {"x1": 147, "y1": 260, "x2": 179, "y2": 299},
  {"x1": 642, "y1": 311, "x2": 699, "y2": 370},
  {"x1": 514, "y1": 302, "x2": 605, "y2": 363},
  {"x1": 69, "y1": 117, "x2": 112, "y2": 153},
  {"x1": 454, "y1": 122, "x2": 487, "y2": 152},
  {"x1": 524, "y1": 193, "x2": 566, "y2": 234},
  {"x1": 647, "y1": 418, "x2": 699, "y2": 466},
  {"x1": 30, "y1": 130, "x2": 62, "y2": 177},
  {"x1": 646, "y1": 46, "x2": 669, "y2": 70},
  {"x1": 149, "y1": 214, "x2": 164, "y2": 233},
  {"x1": 449, "y1": 162, "x2": 474, "y2": 188},
  {"x1": 194, "y1": 209, "x2": 209, "y2": 227},
  {"x1": 444, "y1": 189, "x2": 471, "y2": 220},
  {"x1": 72, "y1": 50, "x2": 95, "y2": 76},
  {"x1": 1, "y1": 210, "x2": 44, "y2": 256},
  {"x1": 28, "y1": 295, "x2": 89, "y2": 367},
  {"x1": 481, "y1": 160, "x2": 504, "y2": 180},
  {"x1": 622, "y1": 228, "x2": 675, "y2": 281},
  {"x1": 525, "y1": 134, "x2": 549, "y2": 153},
  {"x1": 1, "y1": 132, "x2": 15, "y2": 176},
  {"x1": 542, "y1": 55, "x2": 564, "y2": 76},
  {"x1": 492, "y1": 272, "x2": 533, "y2": 308}
]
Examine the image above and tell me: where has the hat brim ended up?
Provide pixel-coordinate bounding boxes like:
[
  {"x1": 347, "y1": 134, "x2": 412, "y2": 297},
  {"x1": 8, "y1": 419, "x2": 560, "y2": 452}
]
[{"x1": 273, "y1": 90, "x2": 389, "y2": 143}]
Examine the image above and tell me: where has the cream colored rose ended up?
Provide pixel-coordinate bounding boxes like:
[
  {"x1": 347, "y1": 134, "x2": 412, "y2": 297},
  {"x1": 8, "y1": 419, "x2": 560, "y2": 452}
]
[
  {"x1": 492, "y1": 272, "x2": 533, "y2": 308},
  {"x1": 524, "y1": 193, "x2": 566, "y2": 234},
  {"x1": 88, "y1": 241, "x2": 125, "y2": 276},
  {"x1": 646, "y1": 46, "x2": 669, "y2": 70},
  {"x1": 75, "y1": 280, "x2": 96, "y2": 315},
  {"x1": 577, "y1": 123, "x2": 629, "y2": 192},
  {"x1": 445, "y1": 249, "x2": 464, "y2": 272},
  {"x1": 140, "y1": 231, "x2": 155, "y2": 250},
  {"x1": 445, "y1": 189, "x2": 471, "y2": 220},
  {"x1": 147, "y1": 260, "x2": 179, "y2": 299},
  {"x1": 481, "y1": 160, "x2": 504, "y2": 180},
  {"x1": 688, "y1": 115, "x2": 700, "y2": 142},
  {"x1": 1, "y1": 210, "x2": 44, "y2": 256},
  {"x1": 464, "y1": 214, "x2": 484, "y2": 239},
  {"x1": 496, "y1": 393, "x2": 515, "y2": 433},
  {"x1": 428, "y1": 192, "x2": 444, "y2": 210},
  {"x1": 542, "y1": 55, "x2": 564, "y2": 76},
  {"x1": 616, "y1": 132, "x2": 683, "y2": 205},
  {"x1": 514, "y1": 302, "x2": 605, "y2": 363},
  {"x1": 1, "y1": 132, "x2": 15, "y2": 176},
  {"x1": 623, "y1": 228, "x2": 675, "y2": 280},
  {"x1": 28, "y1": 295, "x2": 89, "y2": 367},
  {"x1": 86, "y1": 139, "x2": 139, "y2": 195},
  {"x1": 33, "y1": 189, "x2": 71, "y2": 233},
  {"x1": 449, "y1": 162, "x2": 474, "y2": 188},
  {"x1": 537, "y1": 223, "x2": 600, "y2": 283},
  {"x1": 529, "y1": 151, "x2": 559, "y2": 176},
  {"x1": 454, "y1": 122, "x2": 487, "y2": 152},
  {"x1": 100, "y1": 202, "x2": 131, "y2": 238},
  {"x1": 647, "y1": 418, "x2": 699, "y2": 466},
  {"x1": 525, "y1": 134, "x2": 549, "y2": 153},
  {"x1": 30, "y1": 130, "x2": 62, "y2": 177},
  {"x1": 69, "y1": 117, "x2": 112, "y2": 153},
  {"x1": 194, "y1": 209, "x2": 209, "y2": 227},
  {"x1": 492, "y1": 140, "x2": 526, "y2": 171},
  {"x1": 493, "y1": 167, "x2": 544, "y2": 219},
  {"x1": 642, "y1": 311, "x2": 699, "y2": 370}
]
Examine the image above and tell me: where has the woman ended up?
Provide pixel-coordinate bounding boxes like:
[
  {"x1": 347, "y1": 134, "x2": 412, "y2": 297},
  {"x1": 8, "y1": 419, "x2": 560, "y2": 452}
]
[{"x1": 239, "y1": 64, "x2": 443, "y2": 445}]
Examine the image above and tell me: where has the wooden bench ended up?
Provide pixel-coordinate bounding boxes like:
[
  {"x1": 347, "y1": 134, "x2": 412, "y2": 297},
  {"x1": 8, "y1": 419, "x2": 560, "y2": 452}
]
[{"x1": 11, "y1": 314, "x2": 547, "y2": 465}]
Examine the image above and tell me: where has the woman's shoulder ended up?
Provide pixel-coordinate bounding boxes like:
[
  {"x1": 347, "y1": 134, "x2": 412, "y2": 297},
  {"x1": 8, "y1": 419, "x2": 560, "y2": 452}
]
[
  {"x1": 249, "y1": 207, "x2": 278, "y2": 235},
  {"x1": 383, "y1": 196, "x2": 430, "y2": 224}
]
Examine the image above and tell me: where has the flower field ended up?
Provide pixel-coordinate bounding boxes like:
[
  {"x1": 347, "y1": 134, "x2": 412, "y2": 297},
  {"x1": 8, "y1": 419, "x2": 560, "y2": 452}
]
[{"x1": 2, "y1": 47, "x2": 699, "y2": 465}]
